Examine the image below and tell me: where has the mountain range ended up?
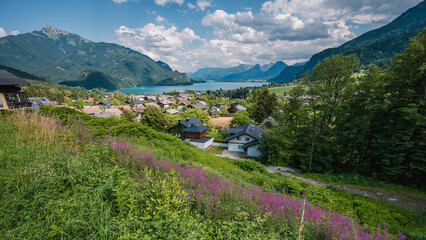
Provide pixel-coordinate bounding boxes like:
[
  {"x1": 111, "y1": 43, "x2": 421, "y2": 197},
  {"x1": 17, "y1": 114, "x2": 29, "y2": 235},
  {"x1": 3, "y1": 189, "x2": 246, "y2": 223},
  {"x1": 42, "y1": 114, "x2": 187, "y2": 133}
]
[
  {"x1": 270, "y1": 1, "x2": 426, "y2": 83},
  {"x1": 0, "y1": 25, "x2": 191, "y2": 89},
  {"x1": 189, "y1": 61, "x2": 287, "y2": 80}
]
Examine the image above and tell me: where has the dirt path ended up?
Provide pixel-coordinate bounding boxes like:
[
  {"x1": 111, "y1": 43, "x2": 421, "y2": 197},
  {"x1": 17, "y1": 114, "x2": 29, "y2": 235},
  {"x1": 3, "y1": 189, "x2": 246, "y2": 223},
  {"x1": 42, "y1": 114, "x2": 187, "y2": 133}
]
[{"x1": 265, "y1": 166, "x2": 426, "y2": 212}]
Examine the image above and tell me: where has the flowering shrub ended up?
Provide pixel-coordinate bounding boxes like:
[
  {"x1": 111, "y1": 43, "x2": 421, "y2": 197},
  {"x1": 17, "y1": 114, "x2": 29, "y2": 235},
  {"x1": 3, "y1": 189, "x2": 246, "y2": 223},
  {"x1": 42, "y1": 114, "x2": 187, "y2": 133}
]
[{"x1": 103, "y1": 135, "x2": 403, "y2": 239}]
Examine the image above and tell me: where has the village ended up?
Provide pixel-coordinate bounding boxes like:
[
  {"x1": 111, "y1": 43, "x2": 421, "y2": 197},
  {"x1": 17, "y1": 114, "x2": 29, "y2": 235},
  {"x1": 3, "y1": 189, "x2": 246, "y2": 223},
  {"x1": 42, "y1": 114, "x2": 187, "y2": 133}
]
[{"x1": 0, "y1": 69, "x2": 291, "y2": 158}]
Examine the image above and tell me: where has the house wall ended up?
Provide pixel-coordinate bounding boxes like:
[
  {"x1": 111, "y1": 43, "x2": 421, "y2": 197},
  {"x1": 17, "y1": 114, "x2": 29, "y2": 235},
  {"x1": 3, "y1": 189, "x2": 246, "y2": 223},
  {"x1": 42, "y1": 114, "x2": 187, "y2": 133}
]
[
  {"x1": 247, "y1": 145, "x2": 261, "y2": 157},
  {"x1": 227, "y1": 134, "x2": 255, "y2": 152},
  {"x1": 0, "y1": 93, "x2": 8, "y2": 109},
  {"x1": 185, "y1": 138, "x2": 213, "y2": 149},
  {"x1": 184, "y1": 131, "x2": 207, "y2": 139}
]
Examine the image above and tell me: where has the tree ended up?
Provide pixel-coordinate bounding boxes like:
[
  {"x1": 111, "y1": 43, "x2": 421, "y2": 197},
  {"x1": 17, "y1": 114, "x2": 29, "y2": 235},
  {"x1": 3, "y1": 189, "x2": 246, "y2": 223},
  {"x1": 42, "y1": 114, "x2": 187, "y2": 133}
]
[
  {"x1": 141, "y1": 105, "x2": 167, "y2": 131},
  {"x1": 121, "y1": 109, "x2": 136, "y2": 122},
  {"x1": 180, "y1": 108, "x2": 210, "y2": 124},
  {"x1": 248, "y1": 88, "x2": 278, "y2": 123},
  {"x1": 230, "y1": 110, "x2": 250, "y2": 127}
]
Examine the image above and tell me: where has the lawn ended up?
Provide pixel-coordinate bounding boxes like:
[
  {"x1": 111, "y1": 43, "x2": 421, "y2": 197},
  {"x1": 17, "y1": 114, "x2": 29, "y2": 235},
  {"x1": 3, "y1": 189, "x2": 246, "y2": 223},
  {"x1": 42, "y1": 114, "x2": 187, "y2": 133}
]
[
  {"x1": 205, "y1": 145, "x2": 226, "y2": 155},
  {"x1": 268, "y1": 85, "x2": 301, "y2": 96}
]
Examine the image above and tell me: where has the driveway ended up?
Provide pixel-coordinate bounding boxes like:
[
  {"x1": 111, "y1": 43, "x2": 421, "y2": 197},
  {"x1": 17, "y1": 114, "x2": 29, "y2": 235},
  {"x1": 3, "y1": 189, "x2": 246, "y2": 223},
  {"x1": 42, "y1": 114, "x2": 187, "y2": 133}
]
[{"x1": 216, "y1": 150, "x2": 247, "y2": 159}]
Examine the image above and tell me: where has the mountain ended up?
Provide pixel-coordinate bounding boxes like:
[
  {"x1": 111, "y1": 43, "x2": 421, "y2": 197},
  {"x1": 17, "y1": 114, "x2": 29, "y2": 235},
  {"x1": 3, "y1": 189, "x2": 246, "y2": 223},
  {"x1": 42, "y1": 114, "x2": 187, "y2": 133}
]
[
  {"x1": 0, "y1": 25, "x2": 191, "y2": 88},
  {"x1": 271, "y1": 1, "x2": 426, "y2": 83},
  {"x1": 222, "y1": 61, "x2": 287, "y2": 80},
  {"x1": 188, "y1": 64, "x2": 253, "y2": 80},
  {"x1": 269, "y1": 63, "x2": 306, "y2": 83}
]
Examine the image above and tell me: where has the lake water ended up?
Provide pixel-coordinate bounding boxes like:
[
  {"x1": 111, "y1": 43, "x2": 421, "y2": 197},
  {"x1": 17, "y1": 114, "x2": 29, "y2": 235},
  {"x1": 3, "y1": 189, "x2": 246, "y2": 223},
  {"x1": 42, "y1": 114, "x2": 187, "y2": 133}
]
[{"x1": 118, "y1": 80, "x2": 267, "y2": 94}]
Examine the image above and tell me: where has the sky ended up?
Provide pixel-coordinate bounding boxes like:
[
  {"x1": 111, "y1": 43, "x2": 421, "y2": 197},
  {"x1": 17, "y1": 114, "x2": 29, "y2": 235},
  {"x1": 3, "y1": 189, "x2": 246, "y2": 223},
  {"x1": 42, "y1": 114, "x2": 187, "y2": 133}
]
[{"x1": 0, "y1": 0, "x2": 422, "y2": 72}]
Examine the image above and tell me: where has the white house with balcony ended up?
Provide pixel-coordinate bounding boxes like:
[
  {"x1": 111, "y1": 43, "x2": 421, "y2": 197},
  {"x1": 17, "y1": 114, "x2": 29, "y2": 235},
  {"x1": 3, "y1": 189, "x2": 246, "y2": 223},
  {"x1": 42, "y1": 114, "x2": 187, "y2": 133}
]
[{"x1": 224, "y1": 123, "x2": 264, "y2": 157}]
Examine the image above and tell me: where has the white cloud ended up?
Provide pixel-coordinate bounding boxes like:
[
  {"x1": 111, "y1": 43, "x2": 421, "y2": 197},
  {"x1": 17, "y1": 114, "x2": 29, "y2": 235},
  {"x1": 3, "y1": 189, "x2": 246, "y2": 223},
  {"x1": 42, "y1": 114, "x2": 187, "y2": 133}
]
[
  {"x1": 0, "y1": 27, "x2": 6, "y2": 38},
  {"x1": 196, "y1": 0, "x2": 211, "y2": 11},
  {"x1": 10, "y1": 30, "x2": 19, "y2": 36},
  {"x1": 113, "y1": 0, "x2": 128, "y2": 3},
  {"x1": 115, "y1": 0, "x2": 422, "y2": 72},
  {"x1": 115, "y1": 24, "x2": 200, "y2": 69},
  {"x1": 155, "y1": 15, "x2": 166, "y2": 23},
  {"x1": 154, "y1": 0, "x2": 184, "y2": 6}
]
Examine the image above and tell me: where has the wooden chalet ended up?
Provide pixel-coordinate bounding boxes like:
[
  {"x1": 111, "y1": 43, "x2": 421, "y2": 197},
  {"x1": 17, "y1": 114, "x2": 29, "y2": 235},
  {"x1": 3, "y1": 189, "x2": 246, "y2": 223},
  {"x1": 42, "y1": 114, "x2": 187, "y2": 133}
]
[{"x1": 0, "y1": 70, "x2": 31, "y2": 109}]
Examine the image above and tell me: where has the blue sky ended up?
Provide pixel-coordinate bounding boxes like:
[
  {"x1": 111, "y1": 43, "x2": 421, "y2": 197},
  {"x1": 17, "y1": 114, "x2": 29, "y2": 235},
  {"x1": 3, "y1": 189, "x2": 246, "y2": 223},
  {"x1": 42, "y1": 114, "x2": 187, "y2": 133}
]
[{"x1": 0, "y1": 0, "x2": 422, "y2": 72}]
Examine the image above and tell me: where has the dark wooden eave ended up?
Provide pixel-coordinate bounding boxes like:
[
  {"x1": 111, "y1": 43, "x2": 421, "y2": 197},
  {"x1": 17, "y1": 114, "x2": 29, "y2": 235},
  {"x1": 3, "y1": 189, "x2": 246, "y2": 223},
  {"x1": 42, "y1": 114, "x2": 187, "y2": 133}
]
[{"x1": 0, "y1": 70, "x2": 30, "y2": 86}]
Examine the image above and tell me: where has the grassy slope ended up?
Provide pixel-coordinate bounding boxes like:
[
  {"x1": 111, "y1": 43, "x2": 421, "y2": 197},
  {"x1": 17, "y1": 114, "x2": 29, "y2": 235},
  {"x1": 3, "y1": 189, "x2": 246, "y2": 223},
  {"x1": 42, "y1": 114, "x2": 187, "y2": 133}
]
[
  {"x1": 268, "y1": 85, "x2": 300, "y2": 96},
  {"x1": 1, "y1": 107, "x2": 425, "y2": 239}
]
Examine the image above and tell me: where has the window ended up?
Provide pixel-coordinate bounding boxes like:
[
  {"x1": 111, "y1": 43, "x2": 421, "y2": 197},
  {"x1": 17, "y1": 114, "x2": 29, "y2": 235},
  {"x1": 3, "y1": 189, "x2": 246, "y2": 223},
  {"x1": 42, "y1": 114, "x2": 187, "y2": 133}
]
[
  {"x1": 0, "y1": 96, "x2": 4, "y2": 109},
  {"x1": 245, "y1": 137, "x2": 249, "y2": 141},
  {"x1": 238, "y1": 145, "x2": 243, "y2": 149},
  {"x1": 237, "y1": 137, "x2": 241, "y2": 140}
]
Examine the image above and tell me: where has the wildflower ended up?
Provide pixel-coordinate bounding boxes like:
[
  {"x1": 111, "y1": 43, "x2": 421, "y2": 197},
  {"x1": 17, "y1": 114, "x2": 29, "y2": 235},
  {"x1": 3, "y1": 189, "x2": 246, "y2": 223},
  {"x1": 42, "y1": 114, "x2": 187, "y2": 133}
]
[{"x1": 60, "y1": 209, "x2": 63, "y2": 212}]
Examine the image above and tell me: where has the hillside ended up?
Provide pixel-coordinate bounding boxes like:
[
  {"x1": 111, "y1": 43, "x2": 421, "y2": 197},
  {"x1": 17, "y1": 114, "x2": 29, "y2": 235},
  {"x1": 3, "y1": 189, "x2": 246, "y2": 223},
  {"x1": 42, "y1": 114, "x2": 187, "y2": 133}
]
[
  {"x1": 0, "y1": 108, "x2": 424, "y2": 239},
  {"x1": 222, "y1": 61, "x2": 287, "y2": 80},
  {"x1": 269, "y1": 63, "x2": 306, "y2": 83},
  {"x1": 271, "y1": 1, "x2": 426, "y2": 83},
  {"x1": 61, "y1": 68, "x2": 122, "y2": 91},
  {"x1": 0, "y1": 25, "x2": 191, "y2": 87},
  {"x1": 188, "y1": 64, "x2": 253, "y2": 80}
]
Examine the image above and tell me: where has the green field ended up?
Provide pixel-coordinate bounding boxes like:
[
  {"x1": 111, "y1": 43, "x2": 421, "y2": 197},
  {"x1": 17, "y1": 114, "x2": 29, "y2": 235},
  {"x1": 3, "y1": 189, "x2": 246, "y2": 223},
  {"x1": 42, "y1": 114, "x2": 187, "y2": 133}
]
[{"x1": 268, "y1": 85, "x2": 301, "y2": 96}]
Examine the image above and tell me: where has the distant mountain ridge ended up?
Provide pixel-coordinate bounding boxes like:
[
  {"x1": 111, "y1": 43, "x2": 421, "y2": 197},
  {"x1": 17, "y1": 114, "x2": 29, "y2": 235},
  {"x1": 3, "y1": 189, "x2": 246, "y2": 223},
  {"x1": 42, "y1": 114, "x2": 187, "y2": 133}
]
[
  {"x1": 188, "y1": 64, "x2": 253, "y2": 80},
  {"x1": 0, "y1": 25, "x2": 191, "y2": 88},
  {"x1": 189, "y1": 61, "x2": 287, "y2": 80},
  {"x1": 270, "y1": 1, "x2": 426, "y2": 83}
]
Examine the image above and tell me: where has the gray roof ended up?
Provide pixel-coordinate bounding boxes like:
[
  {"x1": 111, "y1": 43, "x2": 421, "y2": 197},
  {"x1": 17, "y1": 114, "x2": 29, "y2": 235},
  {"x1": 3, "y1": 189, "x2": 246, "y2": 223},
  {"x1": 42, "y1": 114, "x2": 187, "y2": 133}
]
[
  {"x1": 98, "y1": 100, "x2": 112, "y2": 105},
  {"x1": 179, "y1": 117, "x2": 202, "y2": 128},
  {"x1": 190, "y1": 137, "x2": 213, "y2": 143},
  {"x1": 224, "y1": 123, "x2": 264, "y2": 142},
  {"x1": 0, "y1": 70, "x2": 30, "y2": 86},
  {"x1": 242, "y1": 140, "x2": 260, "y2": 149},
  {"x1": 182, "y1": 124, "x2": 209, "y2": 133},
  {"x1": 236, "y1": 105, "x2": 247, "y2": 111},
  {"x1": 190, "y1": 103, "x2": 207, "y2": 109}
]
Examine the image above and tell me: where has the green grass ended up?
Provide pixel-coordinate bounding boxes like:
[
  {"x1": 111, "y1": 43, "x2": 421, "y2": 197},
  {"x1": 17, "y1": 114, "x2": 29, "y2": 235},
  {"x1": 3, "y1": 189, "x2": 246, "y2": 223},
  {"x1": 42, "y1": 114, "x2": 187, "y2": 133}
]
[
  {"x1": 268, "y1": 85, "x2": 301, "y2": 96},
  {"x1": 205, "y1": 145, "x2": 225, "y2": 155},
  {"x1": 5, "y1": 106, "x2": 426, "y2": 239},
  {"x1": 296, "y1": 172, "x2": 426, "y2": 194}
]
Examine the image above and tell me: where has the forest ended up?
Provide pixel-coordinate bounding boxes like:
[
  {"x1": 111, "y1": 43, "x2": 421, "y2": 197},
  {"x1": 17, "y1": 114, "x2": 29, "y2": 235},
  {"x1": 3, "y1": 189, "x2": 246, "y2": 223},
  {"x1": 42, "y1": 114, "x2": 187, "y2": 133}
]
[{"x1": 259, "y1": 29, "x2": 425, "y2": 188}]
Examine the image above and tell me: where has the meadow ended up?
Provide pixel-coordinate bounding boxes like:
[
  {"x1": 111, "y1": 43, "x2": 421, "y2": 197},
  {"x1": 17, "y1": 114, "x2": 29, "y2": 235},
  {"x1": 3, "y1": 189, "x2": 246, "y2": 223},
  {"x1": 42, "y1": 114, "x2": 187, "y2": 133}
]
[{"x1": 0, "y1": 107, "x2": 424, "y2": 239}]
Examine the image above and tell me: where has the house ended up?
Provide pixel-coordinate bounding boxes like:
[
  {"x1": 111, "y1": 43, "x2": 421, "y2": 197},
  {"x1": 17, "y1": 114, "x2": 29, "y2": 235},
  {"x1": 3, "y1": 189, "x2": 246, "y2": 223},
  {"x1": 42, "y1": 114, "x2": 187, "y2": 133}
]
[
  {"x1": 105, "y1": 107, "x2": 123, "y2": 117},
  {"x1": 164, "y1": 109, "x2": 179, "y2": 115},
  {"x1": 209, "y1": 106, "x2": 221, "y2": 115},
  {"x1": 178, "y1": 117, "x2": 213, "y2": 149},
  {"x1": 117, "y1": 105, "x2": 133, "y2": 112},
  {"x1": 28, "y1": 97, "x2": 58, "y2": 106},
  {"x1": 236, "y1": 105, "x2": 247, "y2": 111},
  {"x1": 157, "y1": 100, "x2": 172, "y2": 108},
  {"x1": 94, "y1": 112, "x2": 115, "y2": 118},
  {"x1": 224, "y1": 123, "x2": 264, "y2": 157},
  {"x1": 189, "y1": 102, "x2": 207, "y2": 110},
  {"x1": 82, "y1": 106, "x2": 102, "y2": 116},
  {"x1": 0, "y1": 70, "x2": 31, "y2": 109},
  {"x1": 144, "y1": 102, "x2": 160, "y2": 109},
  {"x1": 98, "y1": 100, "x2": 112, "y2": 108},
  {"x1": 145, "y1": 95, "x2": 157, "y2": 102},
  {"x1": 260, "y1": 116, "x2": 278, "y2": 129},
  {"x1": 132, "y1": 105, "x2": 146, "y2": 116},
  {"x1": 215, "y1": 103, "x2": 225, "y2": 109}
]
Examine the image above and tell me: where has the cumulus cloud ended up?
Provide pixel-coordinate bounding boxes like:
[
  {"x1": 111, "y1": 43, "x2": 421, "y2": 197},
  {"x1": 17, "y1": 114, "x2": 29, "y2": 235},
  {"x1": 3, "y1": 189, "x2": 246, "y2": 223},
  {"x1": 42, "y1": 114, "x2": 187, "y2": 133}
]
[
  {"x1": 0, "y1": 27, "x2": 20, "y2": 37},
  {"x1": 0, "y1": 27, "x2": 6, "y2": 38},
  {"x1": 155, "y1": 16, "x2": 166, "y2": 23},
  {"x1": 154, "y1": 0, "x2": 184, "y2": 6},
  {"x1": 115, "y1": 0, "x2": 421, "y2": 72},
  {"x1": 115, "y1": 24, "x2": 200, "y2": 68},
  {"x1": 113, "y1": 0, "x2": 128, "y2": 3}
]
